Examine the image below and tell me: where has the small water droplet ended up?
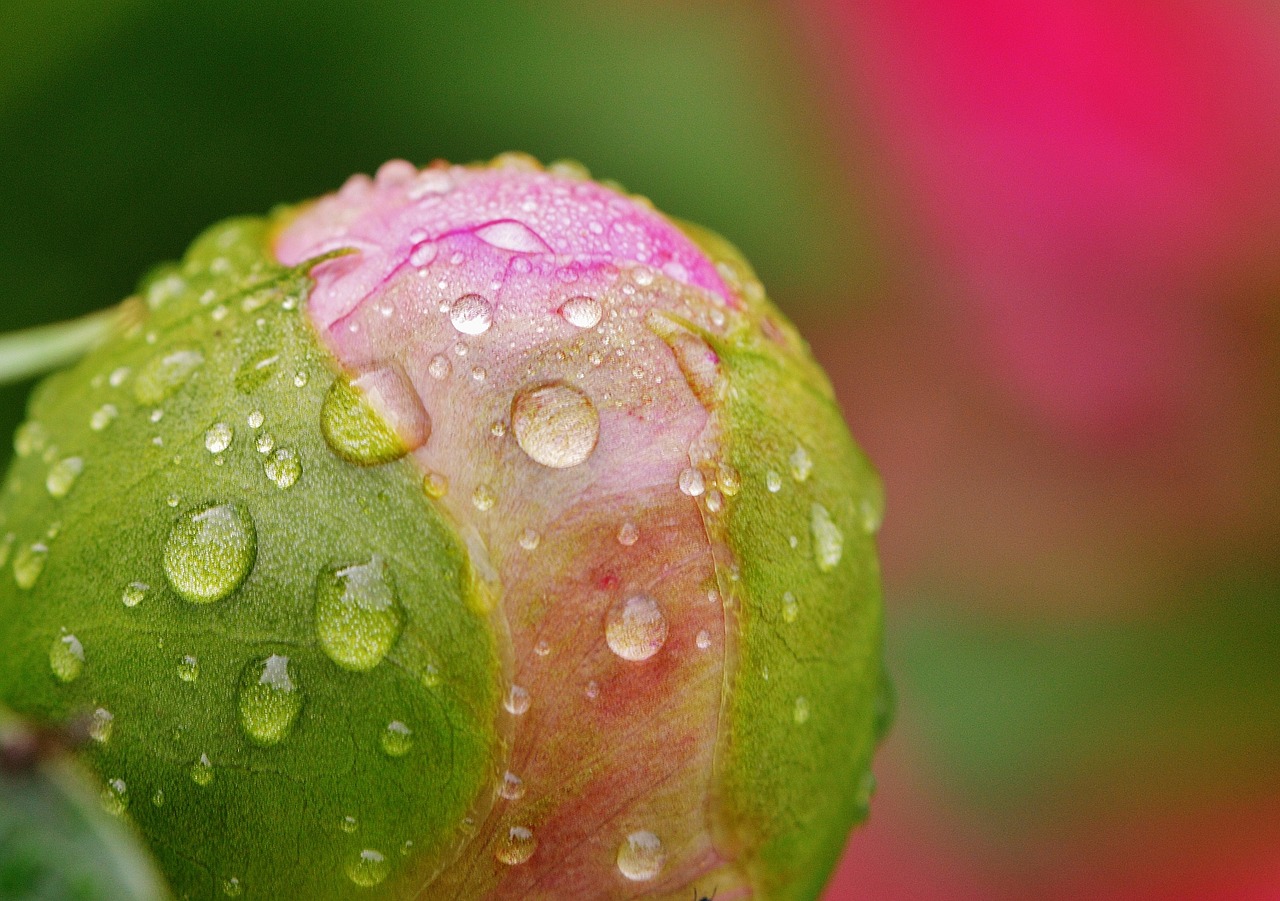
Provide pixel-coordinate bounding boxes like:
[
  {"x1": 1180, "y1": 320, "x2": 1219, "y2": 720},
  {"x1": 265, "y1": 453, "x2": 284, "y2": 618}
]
[
  {"x1": 616, "y1": 830, "x2": 665, "y2": 882},
  {"x1": 108, "y1": 367, "x2": 131, "y2": 388},
  {"x1": 766, "y1": 471, "x2": 783, "y2": 493},
  {"x1": 89, "y1": 707, "x2": 114, "y2": 743},
  {"x1": 475, "y1": 220, "x2": 550, "y2": 254},
  {"x1": 163, "y1": 504, "x2": 257, "y2": 604},
  {"x1": 151, "y1": 789, "x2": 165, "y2": 807},
  {"x1": 205, "y1": 422, "x2": 233, "y2": 454},
  {"x1": 705, "y1": 490, "x2": 723, "y2": 513},
  {"x1": 449, "y1": 294, "x2": 493, "y2": 335},
  {"x1": 222, "y1": 878, "x2": 242, "y2": 897},
  {"x1": 617, "y1": 522, "x2": 639, "y2": 546},
  {"x1": 347, "y1": 850, "x2": 391, "y2": 887},
  {"x1": 134, "y1": 348, "x2": 204, "y2": 404},
  {"x1": 264, "y1": 447, "x2": 301, "y2": 489},
  {"x1": 717, "y1": 464, "x2": 741, "y2": 496},
  {"x1": 678, "y1": 468, "x2": 705, "y2": 497},
  {"x1": 14, "y1": 421, "x2": 48, "y2": 457},
  {"x1": 410, "y1": 241, "x2": 438, "y2": 267},
  {"x1": 585, "y1": 680, "x2": 599, "y2": 700},
  {"x1": 499, "y1": 771, "x2": 525, "y2": 801},
  {"x1": 340, "y1": 815, "x2": 359, "y2": 834},
  {"x1": 471, "y1": 484, "x2": 497, "y2": 512},
  {"x1": 294, "y1": 370, "x2": 310, "y2": 388},
  {"x1": 511, "y1": 382, "x2": 599, "y2": 469},
  {"x1": 790, "y1": 445, "x2": 813, "y2": 482},
  {"x1": 321, "y1": 368, "x2": 429, "y2": 465},
  {"x1": 178, "y1": 654, "x2": 200, "y2": 682},
  {"x1": 860, "y1": 494, "x2": 884, "y2": 535},
  {"x1": 45, "y1": 457, "x2": 83, "y2": 499},
  {"x1": 605, "y1": 594, "x2": 668, "y2": 662},
  {"x1": 696, "y1": 630, "x2": 712, "y2": 650},
  {"x1": 503, "y1": 684, "x2": 530, "y2": 716},
  {"x1": 380, "y1": 720, "x2": 413, "y2": 757},
  {"x1": 427, "y1": 354, "x2": 451, "y2": 380},
  {"x1": 255, "y1": 432, "x2": 275, "y2": 455},
  {"x1": 560, "y1": 295, "x2": 602, "y2": 329},
  {"x1": 100, "y1": 778, "x2": 128, "y2": 816},
  {"x1": 122, "y1": 581, "x2": 148, "y2": 608},
  {"x1": 517, "y1": 529, "x2": 540, "y2": 551},
  {"x1": 533, "y1": 640, "x2": 550, "y2": 657},
  {"x1": 14, "y1": 543, "x2": 48, "y2": 590},
  {"x1": 238, "y1": 654, "x2": 302, "y2": 746},
  {"x1": 782, "y1": 592, "x2": 799, "y2": 624},
  {"x1": 190, "y1": 753, "x2": 214, "y2": 786},
  {"x1": 793, "y1": 696, "x2": 811, "y2": 725},
  {"x1": 90, "y1": 404, "x2": 119, "y2": 431},
  {"x1": 810, "y1": 503, "x2": 844, "y2": 572},
  {"x1": 315, "y1": 556, "x2": 404, "y2": 672},
  {"x1": 496, "y1": 826, "x2": 536, "y2": 866},
  {"x1": 247, "y1": 410, "x2": 265, "y2": 429},
  {"x1": 423, "y1": 471, "x2": 449, "y2": 498}
]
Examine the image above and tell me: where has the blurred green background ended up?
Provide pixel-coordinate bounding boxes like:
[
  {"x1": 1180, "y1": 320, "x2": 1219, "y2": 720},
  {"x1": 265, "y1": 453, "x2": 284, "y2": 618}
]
[{"x1": 2, "y1": 1, "x2": 1279, "y2": 899}]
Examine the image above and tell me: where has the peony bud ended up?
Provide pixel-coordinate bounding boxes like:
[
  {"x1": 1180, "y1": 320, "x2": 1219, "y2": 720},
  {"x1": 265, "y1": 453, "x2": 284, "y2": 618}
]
[{"x1": 0, "y1": 156, "x2": 887, "y2": 900}]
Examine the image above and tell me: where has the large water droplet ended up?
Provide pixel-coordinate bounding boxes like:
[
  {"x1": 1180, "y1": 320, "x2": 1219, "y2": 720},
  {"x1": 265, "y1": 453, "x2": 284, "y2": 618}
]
[
  {"x1": 511, "y1": 382, "x2": 599, "y2": 469},
  {"x1": 14, "y1": 543, "x2": 48, "y2": 589},
  {"x1": 49, "y1": 633, "x2": 84, "y2": 683},
  {"x1": 616, "y1": 831, "x2": 665, "y2": 882},
  {"x1": 605, "y1": 594, "x2": 668, "y2": 662},
  {"x1": 495, "y1": 826, "x2": 536, "y2": 866},
  {"x1": 238, "y1": 654, "x2": 302, "y2": 746},
  {"x1": 205, "y1": 422, "x2": 234, "y2": 454},
  {"x1": 380, "y1": 720, "x2": 413, "y2": 757},
  {"x1": 264, "y1": 447, "x2": 302, "y2": 489},
  {"x1": 89, "y1": 708, "x2": 114, "y2": 743},
  {"x1": 560, "y1": 295, "x2": 602, "y2": 329},
  {"x1": 810, "y1": 503, "x2": 844, "y2": 572},
  {"x1": 315, "y1": 556, "x2": 404, "y2": 672},
  {"x1": 45, "y1": 457, "x2": 83, "y2": 499},
  {"x1": 321, "y1": 368, "x2": 429, "y2": 466},
  {"x1": 346, "y1": 850, "x2": 390, "y2": 887},
  {"x1": 134, "y1": 348, "x2": 204, "y2": 404},
  {"x1": 190, "y1": 753, "x2": 215, "y2": 786},
  {"x1": 163, "y1": 504, "x2": 257, "y2": 604},
  {"x1": 449, "y1": 294, "x2": 493, "y2": 335}
]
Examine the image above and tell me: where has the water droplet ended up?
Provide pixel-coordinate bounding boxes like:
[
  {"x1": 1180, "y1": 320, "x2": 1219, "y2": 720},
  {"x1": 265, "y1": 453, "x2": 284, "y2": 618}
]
[
  {"x1": 264, "y1": 447, "x2": 301, "y2": 489},
  {"x1": 499, "y1": 771, "x2": 525, "y2": 801},
  {"x1": 533, "y1": 640, "x2": 551, "y2": 657},
  {"x1": 14, "y1": 421, "x2": 48, "y2": 457},
  {"x1": 449, "y1": 294, "x2": 493, "y2": 335},
  {"x1": 605, "y1": 594, "x2": 668, "y2": 662},
  {"x1": 423, "y1": 471, "x2": 448, "y2": 498},
  {"x1": 717, "y1": 464, "x2": 741, "y2": 496},
  {"x1": 340, "y1": 815, "x2": 359, "y2": 834},
  {"x1": 766, "y1": 471, "x2": 783, "y2": 493},
  {"x1": 152, "y1": 789, "x2": 165, "y2": 807},
  {"x1": 46, "y1": 457, "x2": 83, "y2": 498},
  {"x1": 782, "y1": 592, "x2": 799, "y2": 624},
  {"x1": 517, "y1": 529, "x2": 540, "y2": 551},
  {"x1": 860, "y1": 493, "x2": 884, "y2": 535},
  {"x1": 238, "y1": 654, "x2": 302, "y2": 746},
  {"x1": 790, "y1": 445, "x2": 813, "y2": 482},
  {"x1": 205, "y1": 422, "x2": 233, "y2": 454},
  {"x1": 495, "y1": 826, "x2": 536, "y2": 865},
  {"x1": 810, "y1": 503, "x2": 844, "y2": 572},
  {"x1": 49, "y1": 634, "x2": 86, "y2": 684},
  {"x1": 90, "y1": 404, "x2": 119, "y2": 431},
  {"x1": 511, "y1": 382, "x2": 599, "y2": 469},
  {"x1": 315, "y1": 556, "x2": 404, "y2": 672},
  {"x1": 347, "y1": 850, "x2": 390, "y2": 887},
  {"x1": 190, "y1": 753, "x2": 214, "y2": 786},
  {"x1": 475, "y1": 220, "x2": 550, "y2": 254},
  {"x1": 178, "y1": 655, "x2": 200, "y2": 682},
  {"x1": 255, "y1": 432, "x2": 275, "y2": 455},
  {"x1": 380, "y1": 720, "x2": 413, "y2": 757},
  {"x1": 678, "y1": 468, "x2": 705, "y2": 497},
  {"x1": 89, "y1": 708, "x2": 114, "y2": 743},
  {"x1": 122, "y1": 581, "x2": 148, "y2": 608},
  {"x1": 149, "y1": 409, "x2": 164, "y2": 424},
  {"x1": 427, "y1": 354, "x2": 451, "y2": 380},
  {"x1": 235, "y1": 351, "x2": 280, "y2": 393},
  {"x1": 14, "y1": 543, "x2": 48, "y2": 590},
  {"x1": 222, "y1": 877, "x2": 242, "y2": 897},
  {"x1": 410, "y1": 241, "x2": 438, "y2": 267},
  {"x1": 616, "y1": 831, "x2": 665, "y2": 882},
  {"x1": 247, "y1": 410, "x2": 264, "y2": 430},
  {"x1": 294, "y1": 370, "x2": 310, "y2": 387},
  {"x1": 134, "y1": 348, "x2": 204, "y2": 404},
  {"x1": 100, "y1": 779, "x2": 128, "y2": 816},
  {"x1": 471, "y1": 484, "x2": 496, "y2": 512},
  {"x1": 163, "y1": 504, "x2": 257, "y2": 604},
  {"x1": 560, "y1": 295, "x2": 602, "y2": 329},
  {"x1": 617, "y1": 522, "x2": 639, "y2": 546},
  {"x1": 471, "y1": 366, "x2": 487, "y2": 382},
  {"x1": 503, "y1": 684, "x2": 530, "y2": 716},
  {"x1": 794, "y1": 696, "x2": 811, "y2": 725},
  {"x1": 705, "y1": 490, "x2": 724, "y2": 513},
  {"x1": 321, "y1": 368, "x2": 429, "y2": 465}
]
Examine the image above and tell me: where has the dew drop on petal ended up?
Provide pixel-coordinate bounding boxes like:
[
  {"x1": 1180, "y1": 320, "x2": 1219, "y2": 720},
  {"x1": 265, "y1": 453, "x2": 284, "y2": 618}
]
[
  {"x1": 380, "y1": 720, "x2": 413, "y2": 757},
  {"x1": 205, "y1": 422, "x2": 233, "y2": 454},
  {"x1": 616, "y1": 831, "x2": 665, "y2": 882},
  {"x1": 346, "y1": 851, "x2": 391, "y2": 888},
  {"x1": 315, "y1": 557, "x2": 403, "y2": 672},
  {"x1": 810, "y1": 503, "x2": 844, "y2": 572},
  {"x1": 190, "y1": 753, "x2": 214, "y2": 786},
  {"x1": 678, "y1": 468, "x2": 705, "y2": 497},
  {"x1": 790, "y1": 444, "x2": 813, "y2": 483},
  {"x1": 503, "y1": 684, "x2": 530, "y2": 716},
  {"x1": 50, "y1": 634, "x2": 85, "y2": 683},
  {"x1": 499, "y1": 771, "x2": 525, "y2": 801},
  {"x1": 122, "y1": 581, "x2": 148, "y2": 608},
  {"x1": 163, "y1": 503, "x2": 257, "y2": 604},
  {"x1": 511, "y1": 382, "x2": 599, "y2": 469},
  {"x1": 14, "y1": 543, "x2": 48, "y2": 590},
  {"x1": 88, "y1": 707, "x2": 114, "y2": 743},
  {"x1": 560, "y1": 295, "x2": 602, "y2": 329},
  {"x1": 605, "y1": 594, "x2": 668, "y2": 662},
  {"x1": 495, "y1": 826, "x2": 537, "y2": 866},
  {"x1": 238, "y1": 654, "x2": 302, "y2": 746},
  {"x1": 449, "y1": 294, "x2": 493, "y2": 335}
]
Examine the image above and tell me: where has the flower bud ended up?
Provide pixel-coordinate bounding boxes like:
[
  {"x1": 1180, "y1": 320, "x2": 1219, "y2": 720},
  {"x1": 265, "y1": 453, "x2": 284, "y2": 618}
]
[{"x1": 0, "y1": 156, "x2": 887, "y2": 900}]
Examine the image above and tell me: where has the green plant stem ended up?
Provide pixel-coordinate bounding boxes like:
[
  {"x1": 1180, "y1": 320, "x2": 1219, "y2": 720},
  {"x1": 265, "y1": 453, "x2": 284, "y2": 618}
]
[{"x1": 0, "y1": 308, "x2": 120, "y2": 385}]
